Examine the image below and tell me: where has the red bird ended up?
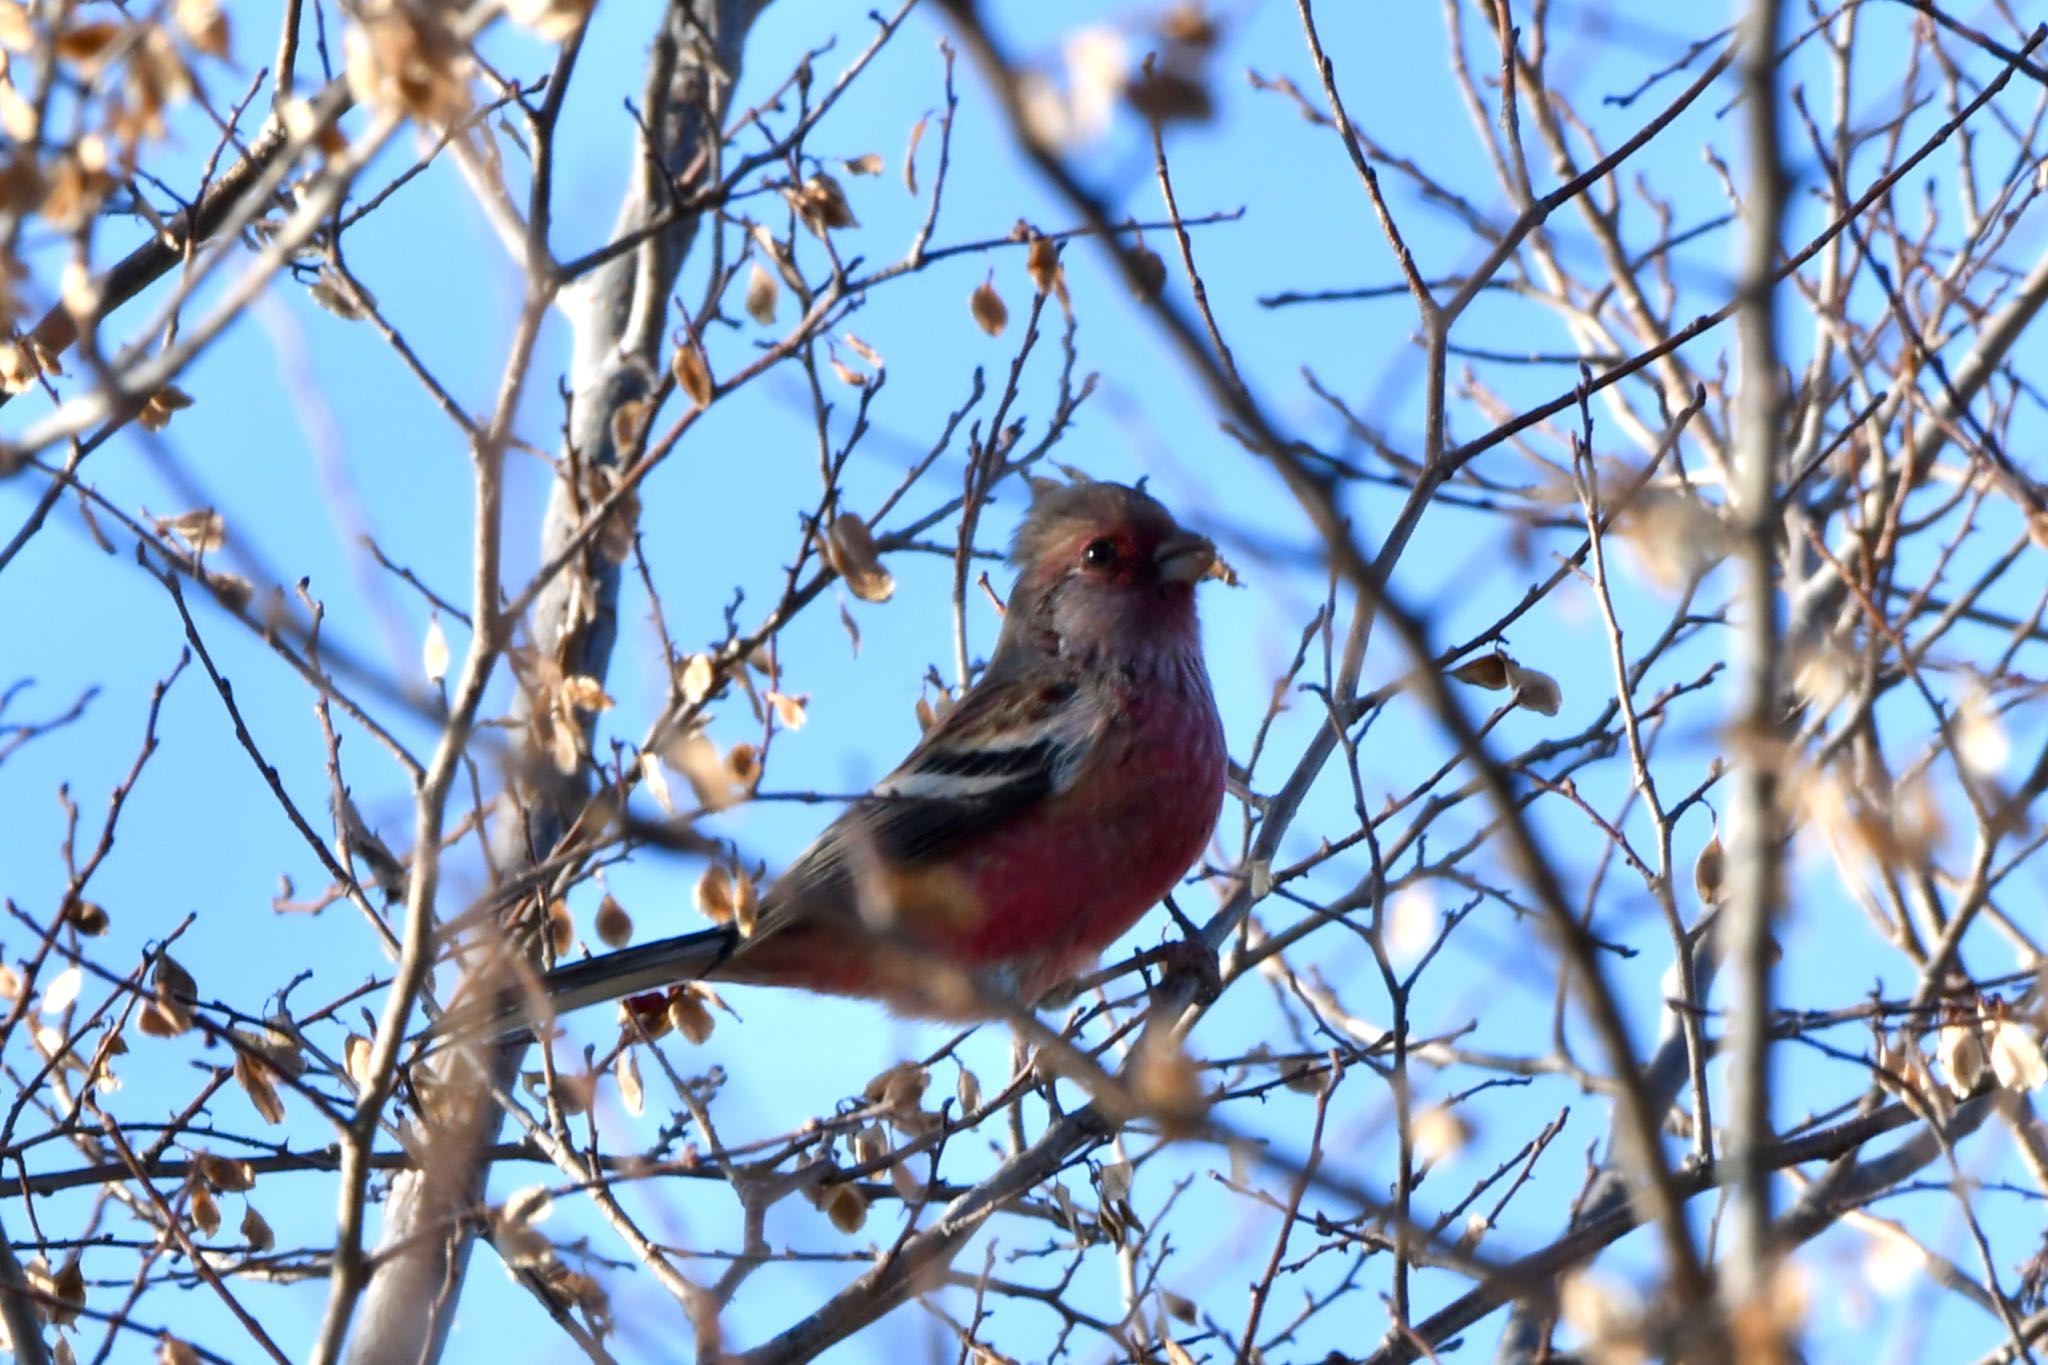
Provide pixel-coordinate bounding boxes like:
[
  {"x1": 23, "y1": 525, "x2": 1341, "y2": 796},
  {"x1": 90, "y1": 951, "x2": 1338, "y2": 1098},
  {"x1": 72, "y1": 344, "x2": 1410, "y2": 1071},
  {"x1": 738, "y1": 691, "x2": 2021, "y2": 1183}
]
[{"x1": 526, "y1": 479, "x2": 1226, "y2": 1024}]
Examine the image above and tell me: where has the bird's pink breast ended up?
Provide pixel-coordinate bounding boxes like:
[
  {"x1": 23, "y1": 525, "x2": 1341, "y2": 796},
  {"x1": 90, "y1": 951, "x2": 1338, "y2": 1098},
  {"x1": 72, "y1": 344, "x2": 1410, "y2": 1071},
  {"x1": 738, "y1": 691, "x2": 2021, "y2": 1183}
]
[
  {"x1": 931, "y1": 654, "x2": 1225, "y2": 997},
  {"x1": 725, "y1": 648, "x2": 1226, "y2": 1010}
]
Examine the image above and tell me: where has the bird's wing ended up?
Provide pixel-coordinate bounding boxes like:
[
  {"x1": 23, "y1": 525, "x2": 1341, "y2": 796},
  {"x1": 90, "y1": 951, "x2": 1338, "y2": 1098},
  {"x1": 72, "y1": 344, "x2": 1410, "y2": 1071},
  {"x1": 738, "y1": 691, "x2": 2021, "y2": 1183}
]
[{"x1": 753, "y1": 671, "x2": 1103, "y2": 936}]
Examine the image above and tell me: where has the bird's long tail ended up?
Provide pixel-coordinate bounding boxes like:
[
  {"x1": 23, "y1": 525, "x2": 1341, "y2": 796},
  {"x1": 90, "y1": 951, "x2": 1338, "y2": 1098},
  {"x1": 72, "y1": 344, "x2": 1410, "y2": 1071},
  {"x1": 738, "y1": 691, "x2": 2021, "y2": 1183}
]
[
  {"x1": 535, "y1": 925, "x2": 740, "y2": 1021},
  {"x1": 422, "y1": 925, "x2": 741, "y2": 1051}
]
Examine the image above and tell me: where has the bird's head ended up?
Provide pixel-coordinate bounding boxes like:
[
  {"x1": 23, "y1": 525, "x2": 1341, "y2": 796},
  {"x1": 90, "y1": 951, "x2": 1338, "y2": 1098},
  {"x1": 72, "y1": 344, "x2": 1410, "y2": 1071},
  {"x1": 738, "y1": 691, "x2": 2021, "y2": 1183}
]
[{"x1": 1000, "y1": 479, "x2": 1216, "y2": 666}]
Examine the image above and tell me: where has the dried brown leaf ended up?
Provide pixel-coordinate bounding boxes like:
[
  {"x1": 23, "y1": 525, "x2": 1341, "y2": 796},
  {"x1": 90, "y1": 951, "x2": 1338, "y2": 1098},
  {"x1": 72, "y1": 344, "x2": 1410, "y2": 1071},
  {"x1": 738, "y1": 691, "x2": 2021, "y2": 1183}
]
[
  {"x1": 156, "y1": 508, "x2": 226, "y2": 553},
  {"x1": 240, "y1": 1203, "x2": 274, "y2": 1252},
  {"x1": 956, "y1": 1066, "x2": 982, "y2": 1113},
  {"x1": 969, "y1": 280, "x2": 1008, "y2": 336},
  {"x1": 64, "y1": 897, "x2": 108, "y2": 936},
  {"x1": 1506, "y1": 663, "x2": 1562, "y2": 716},
  {"x1": 0, "y1": 4, "x2": 33, "y2": 53},
  {"x1": 672, "y1": 341, "x2": 713, "y2": 409},
  {"x1": 615, "y1": 1046, "x2": 644, "y2": 1116},
  {"x1": 639, "y1": 750, "x2": 674, "y2": 813},
  {"x1": 235, "y1": 1051, "x2": 286, "y2": 1124},
  {"x1": 1412, "y1": 1104, "x2": 1472, "y2": 1165},
  {"x1": 864, "y1": 1061, "x2": 930, "y2": 1113},
  {"x1": 343, "y1": 5, "x2": 471, "y2": 125},
  {"x1": 309, "y1": 266, "x2": 374, "y2": 320},
  {"x1": 1988, "y1": 1018, "x2": 2047, "y2": 1092},
  {"x1": 193, "y1": 1150, "x2": 255, "y2": 1193},
  {"x1": 1937, "y1": 1019, "x2": 1989, "y2": 1099},
  {"x1": 56, "y1": 21, "x2": 122, "y2": 72},
  {"x1": 547, "y1": 897, "x2": 573, "y2": 955},
  {"x1": 175, "y1": 0, "x2": 231, "y2": 57},
  {"x1": 188, "y1": 1181, "x2": 222, "y2": 1237},
  {"x1": 767, "y1": 690, "x2": 808, "y2": 730},
  {"x1": 1450, "y1": 654, "x2": 1511, "y2": 690},
  {"x1": 1693, "y1": 835, "x2": 1725, "y2": 905},
  {"x1": 39, "y1": 965, "x2": 82, "y2": 1015},
  {"x1": 422, "y1": 615, "x2": 450, "y2": 685},
  {"x1": 506, "y1": 0, "x2": 592, "y2": 43},
  {"x1": 1129, "y1": 244, "x2": 1168, "y2": 300},
  {"x1": 678, "y1": 653, "x2": 716, "y2": 705},
  {"x1": 610, "y1": 396, "x2": 652, "y2": 453},
  {"x1": 695, "y1": 865, "x2": 734, "y2": 924},
  {"x1": 138, "y1": 385, "x2": 194, "y2": 432},
  {"x1": 825, "y1": 1182, "x2": 868, "y2": 1234},
  {"x1": 843, "y1": 332, "x2": 883, "y2": 368},
  {"x1": 667, "y1": 986, "x2": 715, "y2": 1044},
  {"x1": 744, "y1": 262, "x2": 778, "y2": 325},
  {"x1": 904, "y1": 112, "x2": 929, "y2": 195},
  {"x1": 789, "y1": 172, "x2": 857, "y2": 238},
  {"x1": 139, "y1": 998, "x2": 189, "y2": 1038},
  {"x1": 825, "y1": 513, "x2": 895, "y2": 603},
  {"x1": 558, "y1": 674, "x2": 613, "y2": 713},
  {"x1": 732, "y1": 868, "x2": 759, "y2": 938},
  {"x1": 595, "y1": 894, "x2": 632, "y2": 948},
  {"x1": 1613, "y1": 487, "x2": 1728, "y2": 591},
  {"x1": 40, "y1": 1258, "x2": 85, "y2": 1327},
  {"x1": 1159, "y1": 3, "x2": 1219, "y2": 48},
  {"x1": 1026, "y1": 233, "x2": 1062, "y2": 297},
  {"x1": 343, "y1": 1033, "x2": 373, "y2": 1089},
  {"x1": 1127, "y1": 65, "x2": 1213, "y2": 124},
  {"x1": 1131, "y1": 1035, "x2": 1205, "y2": 1137}
]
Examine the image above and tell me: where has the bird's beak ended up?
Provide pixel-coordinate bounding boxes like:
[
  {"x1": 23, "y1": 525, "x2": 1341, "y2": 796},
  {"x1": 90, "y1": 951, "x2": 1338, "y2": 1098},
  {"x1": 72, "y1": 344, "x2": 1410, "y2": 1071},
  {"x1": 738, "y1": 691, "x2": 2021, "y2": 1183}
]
[{"x1": 1154, "y1": 531, "x2": 1217, "y2": 585}]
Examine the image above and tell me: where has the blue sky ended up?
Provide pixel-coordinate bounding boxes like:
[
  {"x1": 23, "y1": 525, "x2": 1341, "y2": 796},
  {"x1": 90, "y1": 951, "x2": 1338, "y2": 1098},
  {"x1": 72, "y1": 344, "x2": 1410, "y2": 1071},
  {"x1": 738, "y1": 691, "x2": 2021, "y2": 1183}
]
[{"x1": 2, "y1": 1, "x2": 2045, "y2": 1362}]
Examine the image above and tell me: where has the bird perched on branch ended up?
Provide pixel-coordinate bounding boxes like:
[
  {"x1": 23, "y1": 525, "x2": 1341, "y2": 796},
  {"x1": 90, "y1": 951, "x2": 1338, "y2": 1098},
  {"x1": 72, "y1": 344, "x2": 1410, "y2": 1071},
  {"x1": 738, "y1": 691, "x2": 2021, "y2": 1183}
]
[{"x1": 488, "y1": 478, "x2": 1227, "y2": 1032}]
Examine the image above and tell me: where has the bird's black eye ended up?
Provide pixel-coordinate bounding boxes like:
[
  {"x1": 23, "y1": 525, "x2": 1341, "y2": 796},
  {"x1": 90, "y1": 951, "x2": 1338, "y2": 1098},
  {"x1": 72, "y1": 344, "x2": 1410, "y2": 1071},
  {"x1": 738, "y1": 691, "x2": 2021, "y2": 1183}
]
[{"x1": 1082, "y1": 537, "x2": 1119, "y2": 569}]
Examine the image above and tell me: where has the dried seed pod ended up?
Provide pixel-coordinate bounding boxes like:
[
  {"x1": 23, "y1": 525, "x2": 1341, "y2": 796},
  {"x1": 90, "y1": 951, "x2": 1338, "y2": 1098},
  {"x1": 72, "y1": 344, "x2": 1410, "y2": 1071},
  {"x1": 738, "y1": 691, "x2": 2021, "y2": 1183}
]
[
  {"x1": 824, "y1": 1182, "x2": 868, "y2": 1234},
  {"x1": 744, "y1": 262, "x2": 778, "y2": 325},
  {"x1": 1411, "y1": 1104, "x2": 1472, "y2": 1165},
  {"x1": 1130, "y1": 244, "x2": 1168, "y2": 299},
  {"x1": 864, "y1": 1061, "x2": 930, "y2": 1114},
  {"x1": 240, "y1": 1204, "x2": 275, "y2": 1253},
  {"x1": 903, "y1": 112, "x2": 929, "y2": 195},
  {"x1": 1986, "y1": 1016, "x2": 2047, "y2": 1092},
  {"x1": 614, "y1": 1047, "x2": 644, "y2": 1116},
  {"x1": 732, "y1": 869, "x2": 760, "y2": 938},
  {"x1": 546, "y1": 898, "x2": 573, "y2": 956},
  {"x1": 1026, "y1": 234, "x2": 1062, "y2": 296},
  {"x1": 1936, "y1": 1017, "x2": 1989, "y2": 1098},
  {"x1": 667, "y1": 986, "x2": 715, "y2": 1045},
  {"x1": 138, "y1": 385, "x2": 194, "y2": 432},
  {"x1": 422, "y1": 615, "x2": 450, "y2": 685},
  {"x1": 677, "y1": 653, "x2": 715, "y2": 705},
  {"x1": 956, "y1": 1066, "x2": 982, "y2": 1113},
  {"x1": 188, "y1": 1182, "x2": 221, "y2": 1237},
  {"x1": 1450, "y1": 654, "x2": 1511, "y2": 690},
  {"x1": 788, "y1": 172, "x2": 857, "y2": 237},
  {"x1": 344, "y1": 1033, "x2": 374, "y2": 1089},
  {"x1": 1505, "y1": 663, "x2": 1562, "y2": 716},
  {"x1": 155, "y1": 509, "x2": 225, "y2": 553},
  {"x1": 595, "y1": 894, "x2": 632, "y2": 948},
  {"x1": 825, "y1": 513, "x2": 895, "y2": 603},
  {"x1": 63, "y1": 898, "x2": 108, "y2": 935},
  {"x1": 1692, "y1": 835, "x2": 1725, "y2": 905},
  {"x1": 969, "y1": 280, "x2": 1008, "y2": 336},
  {"x1": 695, "y1": 865, "x2": 734, "y2": 924},
  {"x1": 672, "y1": 341, "x2": 713, "y2": 408}
]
